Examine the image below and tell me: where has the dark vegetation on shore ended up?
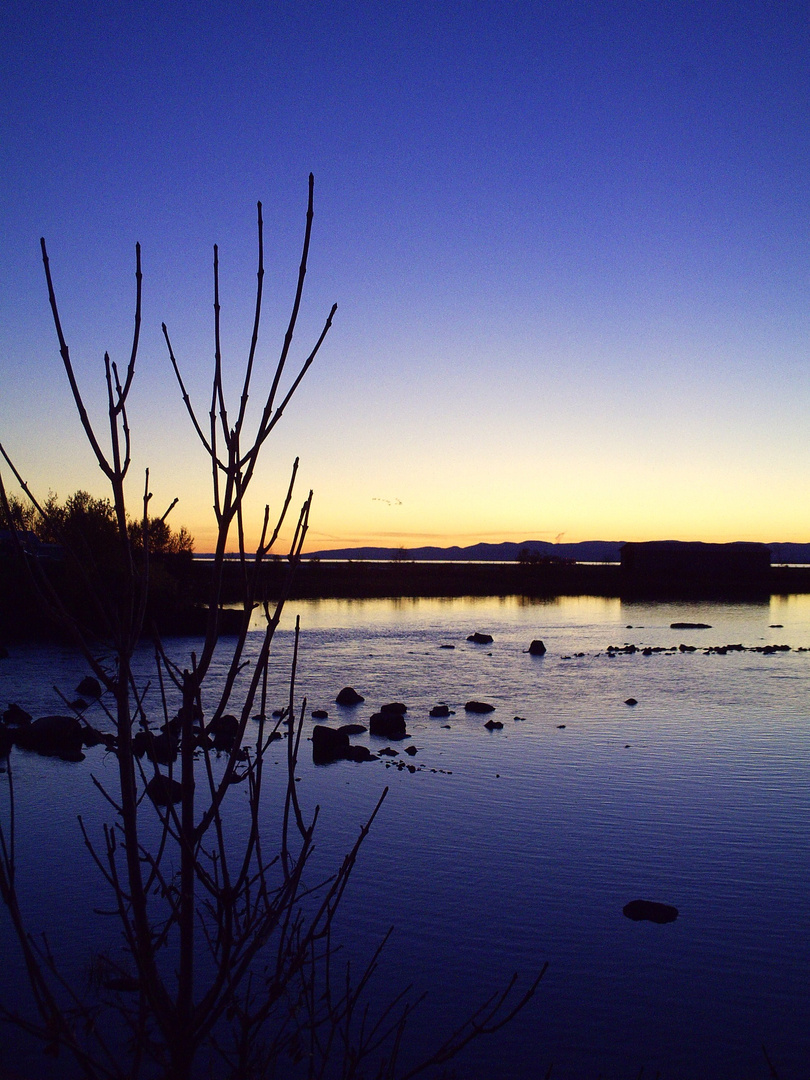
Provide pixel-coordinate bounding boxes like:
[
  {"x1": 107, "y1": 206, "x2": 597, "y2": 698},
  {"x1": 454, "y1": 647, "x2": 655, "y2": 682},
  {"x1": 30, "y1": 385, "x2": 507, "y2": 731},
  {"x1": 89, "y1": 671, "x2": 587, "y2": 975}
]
[
  {"x1": 4, "y1": 545, "x2": 810, "y2": 643},
  {"x1": 4, "y1": 492, "x2": 806, "y2": 643},
  {"x1": 0, "y1": 490, "x2": 195, "y2": 640}
]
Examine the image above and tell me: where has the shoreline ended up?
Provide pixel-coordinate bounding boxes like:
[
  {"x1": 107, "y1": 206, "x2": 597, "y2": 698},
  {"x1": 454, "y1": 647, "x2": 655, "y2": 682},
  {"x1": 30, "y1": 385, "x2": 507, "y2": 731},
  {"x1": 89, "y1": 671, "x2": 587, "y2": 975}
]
[
  {"x1": 201, "y1": 559, "x2": 810, "y2": 602},
  {"x1": 3, "y1": 560, "x2": 809, "y2": 643}
]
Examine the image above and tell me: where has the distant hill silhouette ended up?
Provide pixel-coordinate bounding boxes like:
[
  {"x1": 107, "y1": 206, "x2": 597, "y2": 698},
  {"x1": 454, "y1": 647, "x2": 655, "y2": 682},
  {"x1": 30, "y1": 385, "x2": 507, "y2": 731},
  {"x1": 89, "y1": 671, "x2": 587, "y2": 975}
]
[
  {"x1": 304, "y1": 540, "x2": 623, "y2": 561},
  {"x1": 303, "y1": 540, "x2": 810, "y2": 564}
]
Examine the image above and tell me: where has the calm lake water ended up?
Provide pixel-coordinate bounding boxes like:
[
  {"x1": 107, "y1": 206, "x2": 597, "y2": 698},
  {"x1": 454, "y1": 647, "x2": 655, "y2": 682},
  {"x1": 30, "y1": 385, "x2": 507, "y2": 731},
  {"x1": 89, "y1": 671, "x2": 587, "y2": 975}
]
[{"x1": 2, "y1": 594, "x2": 810, "y2": 1079}]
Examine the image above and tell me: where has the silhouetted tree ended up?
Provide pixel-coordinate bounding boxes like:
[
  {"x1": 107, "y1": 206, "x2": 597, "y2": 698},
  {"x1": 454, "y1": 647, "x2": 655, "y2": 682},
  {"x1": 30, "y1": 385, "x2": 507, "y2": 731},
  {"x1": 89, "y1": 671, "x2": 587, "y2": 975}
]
[{"x1": 0, "y1": 177, "x2": 541, "y2": 1080}]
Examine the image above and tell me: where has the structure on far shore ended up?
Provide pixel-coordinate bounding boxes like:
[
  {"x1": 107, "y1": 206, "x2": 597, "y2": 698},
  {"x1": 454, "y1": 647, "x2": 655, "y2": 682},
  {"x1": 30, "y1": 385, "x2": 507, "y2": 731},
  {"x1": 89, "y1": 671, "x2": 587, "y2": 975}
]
[{"x1": 620, "y1": 540, "x2": 771, "y2": 598}]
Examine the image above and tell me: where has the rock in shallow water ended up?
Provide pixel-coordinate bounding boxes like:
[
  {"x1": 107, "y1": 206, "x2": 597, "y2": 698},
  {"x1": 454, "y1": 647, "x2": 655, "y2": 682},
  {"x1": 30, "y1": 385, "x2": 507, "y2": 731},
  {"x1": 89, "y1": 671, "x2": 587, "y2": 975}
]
[
  {"x1": 76, "y1": 675, "x2": 102, "y2": 699},
  {"x1": 15, "y1": 715, "x2": 85, "y2": 761},
  {"x1": 2, "y1": 703, "x2": 32, "y2": 727},
  {"x1": 465, "y1": 700, "x2": 495, "y2": 714},
  {"x1": 335, "y1": 687, "x2": 364, "y2": 706},
  {"x1": 369, "y1": 712, "x2": 408, "y2": 739},
  {"x1": 312, "y1": 725, "x2": 350, "y2": 764},
  {"x1": 623, "y1": 899, "x2": 679, "y2": 924},
  {"x1": 146, "y1": 775, "x2": 183, "y2": 806}
]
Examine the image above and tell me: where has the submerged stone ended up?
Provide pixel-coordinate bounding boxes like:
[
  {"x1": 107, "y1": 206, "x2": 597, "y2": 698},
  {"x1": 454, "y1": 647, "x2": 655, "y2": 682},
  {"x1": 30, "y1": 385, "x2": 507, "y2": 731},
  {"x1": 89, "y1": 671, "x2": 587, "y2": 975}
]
[
  {"x1": 429, "y1": 704, "x2": 451, "y2": 718},
  {"x1": 623, "y1": 899, "x2": 679, "y2": 924}
]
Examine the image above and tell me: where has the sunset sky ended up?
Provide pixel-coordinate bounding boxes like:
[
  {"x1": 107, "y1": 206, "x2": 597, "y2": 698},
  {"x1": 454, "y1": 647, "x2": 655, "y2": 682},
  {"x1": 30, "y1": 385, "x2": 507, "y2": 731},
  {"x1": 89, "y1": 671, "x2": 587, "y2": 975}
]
[{"x1": 1, "y1": 1, "x2": 808, "y2": 552}]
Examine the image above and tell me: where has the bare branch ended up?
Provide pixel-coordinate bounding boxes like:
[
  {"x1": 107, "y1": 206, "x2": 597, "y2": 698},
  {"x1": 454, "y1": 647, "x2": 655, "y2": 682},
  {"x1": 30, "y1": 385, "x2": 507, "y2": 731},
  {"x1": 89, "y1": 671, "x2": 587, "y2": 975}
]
[
  {"x1": 40, "y1": 238, "x2": 114, "y2": 480},
  {"x1": 235, "y1": 200, "x2": 265, "y2": 437}
]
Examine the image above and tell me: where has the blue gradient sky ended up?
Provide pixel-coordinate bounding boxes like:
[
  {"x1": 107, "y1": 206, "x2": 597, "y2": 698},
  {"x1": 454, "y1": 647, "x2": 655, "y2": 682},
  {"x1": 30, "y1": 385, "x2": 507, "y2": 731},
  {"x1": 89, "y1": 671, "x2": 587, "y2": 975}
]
[{"x1": 1, "y1": 1, "x2": 808, "y2": 551}]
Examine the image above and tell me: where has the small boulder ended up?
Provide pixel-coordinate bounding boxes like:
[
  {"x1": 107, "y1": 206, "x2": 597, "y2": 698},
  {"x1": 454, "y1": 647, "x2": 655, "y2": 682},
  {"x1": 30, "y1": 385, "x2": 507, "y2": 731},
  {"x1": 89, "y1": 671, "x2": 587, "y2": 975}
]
[
  {"x1": 311, "y1": 709, "x2": 329, "y2": 720},
  {"x1": 76, "y1": 676, "x2": 102, "y2": 699},
  {"x1": 146, "y1": 774, "x2": 183, "y2": 806},
  {"x1": 429, "y1": 704, "x2": 451, "y2": 718},
  {"x1": 467, "y1": 632, "x2": 493, "y2": 645},
  {"x1": 404, "y1": 745, "x2": 418, "y2": 756},
  {"x1": 484, "y1": 719, "x2": 504, "y2": 730},
  {"x1": 336, "y1": 687, "x2": 365, "y2": 706},
  {"x1": 528, "y1": 639, "x2": 546, "y2": 656},
  {"x1": 207, "y1": 713, "x2": 240, "y2": 751},
  {"x1": 2, "y1": 704, "x2": 32, "y2": 728},
  {"x1": 15, "y1": 715, "x2": 84, "y2": 761},
  {"x1": 380, "y1": 702, "x2": 407, "y2": 715},
  {"x1": 338, "y1": 723, "x2": 367, "y2": 735},
  {"x1": 623, "y1": 899, "x2": 679, "y2": 924},
  {"x1": 132, "y1": 730, "x2": 177, "y2": 765},
  {"x1": 82, "y1": 726, "x2": 114, "y2": 749},
  {"x1": 344, "y1": 745, "x2": 377, "y2": 763},
  {"x1": 312, "y1": 725, "x2": 350, "y2": 764},
  {"x1": 369, "y1": 712, "x2": 408, "y2": 740},
  {"x1": 465, "y1": 701, "x2": 495, "y2": 714},
  {"x1": 671, "y1": 622, "x2": 711, "y2": 630},
  {"x1": 624, "y1": 698, "x2": 638, "y2": 707}
]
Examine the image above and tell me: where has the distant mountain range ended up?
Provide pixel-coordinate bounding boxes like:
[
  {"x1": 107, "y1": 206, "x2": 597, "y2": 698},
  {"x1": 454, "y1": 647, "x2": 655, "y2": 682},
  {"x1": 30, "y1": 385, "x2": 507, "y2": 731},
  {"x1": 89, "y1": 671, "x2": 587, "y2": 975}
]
[{"x1": 304, "y1": 540, "x2": 810, "y2": 564}]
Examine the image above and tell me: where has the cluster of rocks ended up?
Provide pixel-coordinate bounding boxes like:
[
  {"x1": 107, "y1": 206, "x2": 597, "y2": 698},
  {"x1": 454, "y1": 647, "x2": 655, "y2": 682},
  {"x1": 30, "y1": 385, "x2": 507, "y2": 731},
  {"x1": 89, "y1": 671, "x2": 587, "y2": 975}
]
[
  {"x1": 1, "y1": 677, "x2": 110, "y2": 762},
  {"x1": 312, "y1": 722, "x2": 376, "y2": 764},
  {"x1": 311, "y1": 685, "x2": 510, "y2": 766},
  {"x1": 604, "y1": 641, "x2": 794, "y2": 657},
  {"x1": 313, "y1": 692, "x2": 411, "y2": 764},
  {"x1": 1, "y1": 671, "x2": 266, "y2": 776},
  {"x1": 466, "y1": 633, "x2": 548, "y2": 657}
]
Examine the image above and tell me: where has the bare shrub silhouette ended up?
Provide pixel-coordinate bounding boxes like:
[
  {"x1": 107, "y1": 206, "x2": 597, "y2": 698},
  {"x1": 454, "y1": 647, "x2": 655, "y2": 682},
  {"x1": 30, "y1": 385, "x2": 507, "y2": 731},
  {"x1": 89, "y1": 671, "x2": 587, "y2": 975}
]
[{"x1": 0, "y1": 176, "x2": 542, "y2": 1079}]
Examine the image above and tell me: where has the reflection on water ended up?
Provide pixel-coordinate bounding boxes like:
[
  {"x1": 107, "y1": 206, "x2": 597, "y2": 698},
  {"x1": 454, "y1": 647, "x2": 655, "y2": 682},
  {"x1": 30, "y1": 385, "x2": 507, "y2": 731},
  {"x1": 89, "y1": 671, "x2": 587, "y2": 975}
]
[{"x1": 2, "y1": 596, "x2": 810, "y2": 1078}]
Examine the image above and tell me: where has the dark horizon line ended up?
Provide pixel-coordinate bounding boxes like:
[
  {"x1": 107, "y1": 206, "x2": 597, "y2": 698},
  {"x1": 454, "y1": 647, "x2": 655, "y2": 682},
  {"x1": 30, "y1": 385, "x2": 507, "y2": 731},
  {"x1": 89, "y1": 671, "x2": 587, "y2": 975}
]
[{"x1": 197, "y1": 538, "x2": 810, "y2": 563}]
